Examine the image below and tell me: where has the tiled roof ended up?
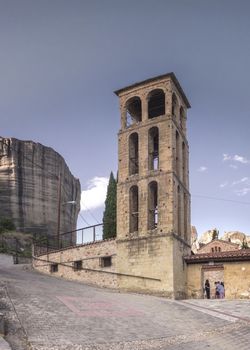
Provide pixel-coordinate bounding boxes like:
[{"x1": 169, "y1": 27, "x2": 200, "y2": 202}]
[{"x1": 185, "y1": 249, "x2": 250, "y2": 264}]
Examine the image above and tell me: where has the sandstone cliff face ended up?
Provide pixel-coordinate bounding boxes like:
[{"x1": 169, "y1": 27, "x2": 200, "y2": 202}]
[
  {"x1": 0, "y1": 137, "x2": 81, "y2": 236},
  {"x1": 221, "y1": 231, "x2": 250, "y2": 246}
]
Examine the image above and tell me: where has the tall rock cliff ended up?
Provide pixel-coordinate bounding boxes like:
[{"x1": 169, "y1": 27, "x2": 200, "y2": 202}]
[{"x1": 0, "y1": 137, "x2": 81, "y2": 236}]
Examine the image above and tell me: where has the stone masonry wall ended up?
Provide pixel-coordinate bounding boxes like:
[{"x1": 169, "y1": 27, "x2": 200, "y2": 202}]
[
  {"x1": 187, "y1": 261, "x2": 250, "y2": 299},
  {"x1": 33, "y1": 239, "x2": 117, "y2": 289}
]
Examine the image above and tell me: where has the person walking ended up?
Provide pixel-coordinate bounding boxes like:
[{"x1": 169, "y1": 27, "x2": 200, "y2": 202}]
[{"x1": 204, "y1": 279, "x2": 210, "y2": 299}]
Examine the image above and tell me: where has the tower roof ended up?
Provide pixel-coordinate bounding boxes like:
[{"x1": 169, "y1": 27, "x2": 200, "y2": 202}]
[{"x1": 114, "y1": 72, "x2": 191, "y2": 108}]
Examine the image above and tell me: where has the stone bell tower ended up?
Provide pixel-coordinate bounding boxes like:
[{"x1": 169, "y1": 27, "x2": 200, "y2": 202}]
[{"x1": 114, "y1": 73, "x2": 191, "y2": 298}]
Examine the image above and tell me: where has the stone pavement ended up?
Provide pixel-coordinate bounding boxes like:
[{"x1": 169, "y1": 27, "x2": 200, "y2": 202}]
[{"x1": 0, "y1": 254, "x2": 250, "y2": 350}]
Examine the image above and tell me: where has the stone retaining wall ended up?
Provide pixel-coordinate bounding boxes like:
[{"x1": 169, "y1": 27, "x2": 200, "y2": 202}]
[{"x1": 33, "y1": 239, "x2": 117, "y2": 289}]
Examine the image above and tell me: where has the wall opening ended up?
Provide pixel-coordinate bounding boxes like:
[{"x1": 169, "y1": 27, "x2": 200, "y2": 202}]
[
  {"x1": 148, "y1": 127, "x2": 159, "y2": 170},
  {"x1": 148, "y1": 89, "x2": 165, "y2": 119},
  {"x1": 176, "y1": 131, "x2": 180, "y2": 177},
  {"x1": 50, "y1": 263, "x2": 58, "y2": 273},
  {"x1": 73, "y1": 260, "x2": 82, "y2": 271},
  {"x1": 184, "y1": 192, "x2": 187, "y2": 241},
  {"x1": 129, "y1": 185, "x2": 139, "y2": 233},
  {"x1": 148, "y1": 181, "x2": 158, "y2": 229},
  {"x1": 172, "y1": 93, "x2": 178, "y2": 118},
  {"x1": 180, "y1": 106, "x2": 185, "y2": 129},
  {"x1": 125, "y1": 97, "x2": 142, "y2": 127},
  {"x1": 182, "y1": 141, "x2": 186, "y2": 185},
  {"x1": 100, "y1": 256, "x2": 112, "y2": 267},
  {"x1": 177, "y1": 186, "x2": 182, "y2": 236},
  {"x1": 129, "y1": 132, "x2": 139, "y2": 175}
]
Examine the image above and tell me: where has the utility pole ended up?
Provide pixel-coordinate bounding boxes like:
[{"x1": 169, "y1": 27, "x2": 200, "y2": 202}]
[{"x1": 57, "y1": 172, "x2": 62, "y2": 248}]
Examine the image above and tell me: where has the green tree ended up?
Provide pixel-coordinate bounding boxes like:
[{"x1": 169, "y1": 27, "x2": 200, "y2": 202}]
[
  {"x1": 241, "y1": 238, "x2": 249, "y2": 249},
  {"x1": 103, "y1": 172, "x2": 117, "y2": 239},
  {"x1": 0, "y1": 217, "x2": 15, "y2": 234},
  {"x1": 212, "y1": 228, "x2": 219, "y2": 240}
]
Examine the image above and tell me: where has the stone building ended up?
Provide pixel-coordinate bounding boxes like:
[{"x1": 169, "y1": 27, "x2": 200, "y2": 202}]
[
  {"x1": 114, "y1": 73, "x2": 191, "y2": 298},
  {"x1": 197, "y1": 239, "x2": 240, "y2": 254}
]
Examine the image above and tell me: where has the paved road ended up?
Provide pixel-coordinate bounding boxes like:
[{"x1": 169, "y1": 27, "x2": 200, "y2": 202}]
[{"x1": 0, "y1": 254, "x2": 250, "y2": 350}]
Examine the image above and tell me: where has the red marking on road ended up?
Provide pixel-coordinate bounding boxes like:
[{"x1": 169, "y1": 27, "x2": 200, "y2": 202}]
[{"x1": 56, "y1": 296, "x2": 144, "y2": 318}]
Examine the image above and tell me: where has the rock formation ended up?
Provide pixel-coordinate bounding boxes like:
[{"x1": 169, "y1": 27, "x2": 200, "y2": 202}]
[
  {"x1": 191, "y1": 226, "x2": 250, "y2": 252},
  {"x1": 0, "y1": 137, "x2": 81, "y2": 237},
  {"x1": 221, "y1": 231, "x2": 250, "y2": 246}
]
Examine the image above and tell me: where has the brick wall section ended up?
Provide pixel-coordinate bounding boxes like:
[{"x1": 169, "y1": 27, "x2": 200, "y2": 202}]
[
  {"x1": 33, "y1": 239, "x2": 117, "y2": 289},
  {"x1": 198, "y1": 240, "x2": 240, "y2": 254}
]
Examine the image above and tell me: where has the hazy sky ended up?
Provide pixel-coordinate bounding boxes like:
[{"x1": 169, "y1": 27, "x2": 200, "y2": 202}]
[{"x1": 1, "y1": 0, "x2": 250, "y2": 236}]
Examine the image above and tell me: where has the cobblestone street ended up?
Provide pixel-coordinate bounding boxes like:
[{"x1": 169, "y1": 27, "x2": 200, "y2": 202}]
[{"x1": 0, "y1": 254, "x2": 250, "y2": 350}]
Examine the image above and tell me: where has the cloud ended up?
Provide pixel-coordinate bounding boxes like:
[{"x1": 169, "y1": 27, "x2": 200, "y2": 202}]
[
  {"x1": 223, "y1": 154, "x2": 231, "y2": 161},
  {"x1": 198, "y1": 166, "x2": 207, "y2": 172},
  {"x1": 234, "y1": 188, "x2": 250, "y2": 196},
  {"x1": 81, "y1": 177, "x2": 108, "y2": 211},
  {"x1": 229, "y1": 164, "x2": 238, "y2": 169},
  {"x1": 232, "y1": 177, "x2": 249, "y2": 186},
  {"x1": 223, "y1": 153, "x2": 249, "y2": 164},
  {"x1": 233, "y1": 155, "x2": 249, "y2": 164},
  {"x1": 220, "y1": 182, "x2": 228, "y2": 188}
]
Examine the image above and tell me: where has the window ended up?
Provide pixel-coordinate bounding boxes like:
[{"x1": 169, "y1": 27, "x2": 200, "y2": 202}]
[
  {"x1": 73, "y1": 260, "x2": 82, "y2": 271},
  {"x1": 129, "y1": 185, "x2": 139, "y2": 233},
  {"x1": 125, "y1": 97, "x2": 142, "y2": 127},
  {"x1": 148, "y1": 127, "x2": 159, "y2": 170},
  {"x1": 148, "y1": 181, "x2": 158, "y2": 229},
  {"x1": 211, "y1": 248, "x2": 214, "y2": 253},
  {"x1": 100, "y1": 256, "x2": 112, "y2": 267},
  {"x1": 129, "y1": 133, "x2": 139, "y2": 175},
  {"x1": 148, "y1": 89, "x2": 165, "y2": 118},
  {"x1": 50, "y1": 263, "x2": 58, "y2": 273}
]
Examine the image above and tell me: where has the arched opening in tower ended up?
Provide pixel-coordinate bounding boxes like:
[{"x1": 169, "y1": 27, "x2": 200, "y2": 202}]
[
  {"x1": 129, "y1": 132, "x2": 139, "y2": 175},
  {"x1": 148, "y1": 127, "x2": 159, "y2": 170},
  {"x1": 148, "y1": 89, "x2": 165, "y2": 119},
  {"x1": 129, "y1": 185, "x2": 139, "y2": 233},
  {"x1": 148, "y1": 181, "x2": 158, "y2": 229},
  {"x1": 125, "y1": 97, "x2": 142, "y2": 127}
]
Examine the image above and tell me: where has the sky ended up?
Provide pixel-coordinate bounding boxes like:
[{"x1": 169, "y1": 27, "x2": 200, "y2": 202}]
[{"x1": 0, "y1": 0, "x2": 250, "y2": 237}]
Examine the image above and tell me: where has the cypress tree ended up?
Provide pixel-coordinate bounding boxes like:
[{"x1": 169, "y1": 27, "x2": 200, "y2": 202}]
[{"x1": 103, "y1": 172, "x2": 117, "y2": 239}]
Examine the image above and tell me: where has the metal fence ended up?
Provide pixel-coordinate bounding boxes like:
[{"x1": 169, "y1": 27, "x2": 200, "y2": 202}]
[{"x1": 33, "y1": 223, "x2": 104, "y2": 256}]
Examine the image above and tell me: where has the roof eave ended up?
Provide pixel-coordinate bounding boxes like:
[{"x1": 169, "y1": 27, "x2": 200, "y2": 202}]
[{"x1": 114, "y1": 72, "x2": 191, "y2": 108}]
